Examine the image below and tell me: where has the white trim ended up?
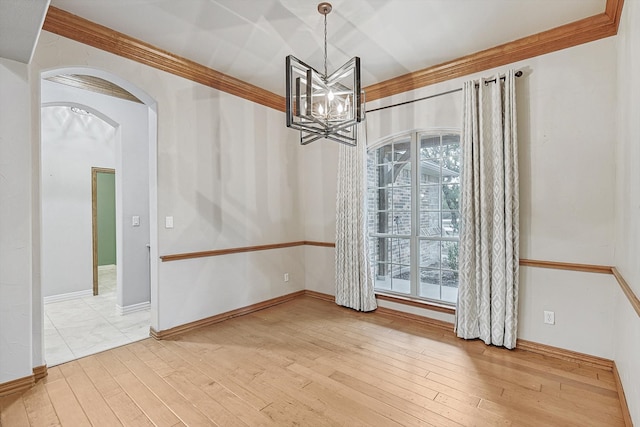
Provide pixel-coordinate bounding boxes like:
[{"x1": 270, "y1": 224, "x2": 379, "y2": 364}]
[
  {"x1": 116, "y1": 301, "x2": 150, "y2": 316},
  {"x1": 366, "y1": 127, "x2": 461, "y2": 150},
  {"x1": 44, "y1": 289, "x2": 93, "y2": 304},
  {"x1": 40, "y1": 67, "x2": 157, "y2": 107}
]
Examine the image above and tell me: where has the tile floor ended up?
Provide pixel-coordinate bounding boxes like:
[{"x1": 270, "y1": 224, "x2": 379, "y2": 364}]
[{"x1": 44, "y1": 265, "x2": 150, "y2": 366}]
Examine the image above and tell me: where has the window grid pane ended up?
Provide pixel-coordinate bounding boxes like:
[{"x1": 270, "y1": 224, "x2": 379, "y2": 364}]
[{"x1": 369, "y1": 132, "x2": 459, "y2": 305}]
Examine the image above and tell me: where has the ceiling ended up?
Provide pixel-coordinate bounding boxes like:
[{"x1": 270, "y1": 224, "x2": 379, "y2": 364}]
[
  {"x1": 3, "y1": 1, "x2": 606, "y2": 96},
  {"x1": 0, "y1": 0, "x2": 50, "y2": 63},
  {"x1": 48, "y1": 0, "x2": 606, "y2": 96}
]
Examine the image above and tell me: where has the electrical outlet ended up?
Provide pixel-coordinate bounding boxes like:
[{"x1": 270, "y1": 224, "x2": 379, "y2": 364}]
[
  {"x1": 284, "y1": 273, "x2": 289, "y2": 282},
  {"x1": 544, "y1": 311, "x2": 555, "y2": 325}
]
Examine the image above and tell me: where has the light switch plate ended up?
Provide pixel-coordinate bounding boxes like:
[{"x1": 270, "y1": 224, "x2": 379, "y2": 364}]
[
  {"x1": 132, "y1": 215, "x2": 140, "y2": 227},
  {"x1": 165, "y1": 216, "x2": 174, "y2": 229}
]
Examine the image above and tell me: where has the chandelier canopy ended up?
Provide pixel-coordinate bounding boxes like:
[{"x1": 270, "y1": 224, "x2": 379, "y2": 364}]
[{"x1": 286, "y1": 2, "x2": 364, "y2": 146}]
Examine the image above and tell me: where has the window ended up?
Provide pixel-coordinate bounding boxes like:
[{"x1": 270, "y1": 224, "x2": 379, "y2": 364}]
[{"x1": 367, "y1": 131, "x2": 460, "y2": 304}]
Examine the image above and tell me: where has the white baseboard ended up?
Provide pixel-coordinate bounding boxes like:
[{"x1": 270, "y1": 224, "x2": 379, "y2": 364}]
[
  {"x1": 44, "y1": 289, "x2": 93, "y2": 304},
  {"x1": 116, "y1": 301, "x2": 150, "y2": 316}
]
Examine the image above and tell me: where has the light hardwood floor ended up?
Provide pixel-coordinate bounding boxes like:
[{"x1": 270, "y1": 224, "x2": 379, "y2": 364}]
[{"x1": 0, "y1": 296, "x2": 626, "y2": 426}]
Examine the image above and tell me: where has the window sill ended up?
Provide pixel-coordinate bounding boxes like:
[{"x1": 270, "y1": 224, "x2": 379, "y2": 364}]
[{"x1": 375, "y1": 292, "x2": 456, "y2": 315}]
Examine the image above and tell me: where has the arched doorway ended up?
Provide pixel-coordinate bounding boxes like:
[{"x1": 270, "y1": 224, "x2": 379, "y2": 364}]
[{"x1": 37, "y1": 68, "x2": 158, "y2": 366}]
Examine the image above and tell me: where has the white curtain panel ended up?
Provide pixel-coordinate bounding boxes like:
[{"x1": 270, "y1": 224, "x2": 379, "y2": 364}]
[
  {"x1": 335, "y1": 124, "x2": 377, "y2": 312},
  {"x1": 455, "y1": 70, "x2": 520, "y2": 349}
]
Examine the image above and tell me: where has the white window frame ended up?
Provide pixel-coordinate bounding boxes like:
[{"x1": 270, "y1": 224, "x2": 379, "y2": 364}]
[{"x1": 367, "y1": 129, "x2": 460, "y2": 305}]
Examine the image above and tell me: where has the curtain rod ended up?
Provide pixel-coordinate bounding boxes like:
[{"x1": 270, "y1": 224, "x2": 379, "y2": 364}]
[{"x1": 366, "y1": 70, "x2": 523, "y2": 114}]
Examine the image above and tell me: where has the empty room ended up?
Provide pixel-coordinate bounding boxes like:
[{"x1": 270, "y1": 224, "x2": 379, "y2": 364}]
[{"x1": 0, "y1": 0, "x2": 638, "y2": 425}]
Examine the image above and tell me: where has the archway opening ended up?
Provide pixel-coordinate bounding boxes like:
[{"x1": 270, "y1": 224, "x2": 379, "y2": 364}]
[{"x1": 38, "y1": 68, "x2": 158, "y2": 366}]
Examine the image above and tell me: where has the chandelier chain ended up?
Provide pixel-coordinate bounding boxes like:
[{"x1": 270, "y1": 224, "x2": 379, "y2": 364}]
[{"x1": 323, "y1": 12, "x2": 328, "y2": 80}]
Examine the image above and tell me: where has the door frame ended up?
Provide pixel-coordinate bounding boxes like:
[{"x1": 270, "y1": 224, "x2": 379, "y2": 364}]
[{"x1": 91, "y1": 167, "x2": 116, "y2": 296}]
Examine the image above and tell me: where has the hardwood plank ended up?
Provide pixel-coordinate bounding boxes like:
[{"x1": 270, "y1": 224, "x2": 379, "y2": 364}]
[
  {"x1": 148, "y1": 341, "x2": 275, "y2": 426},
  {"x1": 95, "y1": 351, "x2": 184, "y2": 427},
  {"x1": 162, "y1": 372, "x2": 248, "y2": 427},
  {"x1": 478, "y1": 397, "x2": 579, "y2": 427},
  {"x1": 21, "y1": 381, "x2": 60, "y2": 427},
  {"x1": 131, "y1": 341, "x2": 258, "y2": 426},
  {"x1": 329, "y1": 369, "x2": 511, "y2": 426},
  {"x1": 168, "y1": 312, "x2": 387, "y2": 425},
  {"x1": 0, "y1": 393, "x2": 31, "y2": 427},
  {"x1": 168, "y1": 342, "x2": 335, "y2": 426},
  {"x1": 41, "y1": 366, "x2": 64, "y2": 384},
  {"x1": 540, "y1": 384, "x2": 624, "y2": 419},
  {"x1": 483, "y1": 346, "x2": 600, "y2": 379},
  {"x1": 255, "y1": 366, "x2": 376, "y2": 427},
  {"x1": 7, "y1": 297, "x2": 626, "y2": 426},
  {"x1": 44, "y1": 378, "x2": 91, "y2": 426},
  {"x1": 288, "y1": 362, "x2": 433, "y2": 427},
  {"x1": 110, "y1": 346, "x2": 214, "y2": 426},
  {"x1": 613, "y1": 362, "x2": 634, "y2": 427},
  {"x1": 58, "y1": 361, "x2": 123, "y2": 427},
  {"x1": 433, "y1": 393, "x2": 509, "y2": 425},
  {"x1": 477, "y1": 348, "x2": 616, "y2": 392},
  {"x1": 317, "y1": 352, "x2": 481, "y2": 407},
  {"x1": 499, "y1": 384, "x2": 624, "y2": 426},
  {"x1": 203, "y1": 381, "x2": 275, "y2": 427},
  {"x1": 77, "y1": 356, "x2": 154, "y2": 426},
  {"x1": 308, "y1": 322, "x2": 543, "y2": 394},
  {"x1": 158, "y1": 338, "x2": 272, "y2": 412}
]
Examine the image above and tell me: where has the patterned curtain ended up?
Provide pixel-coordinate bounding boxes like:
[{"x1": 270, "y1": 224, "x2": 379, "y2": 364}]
[
  {"x1": 335, "y1": 124, "x2": 377, "y2": 312},
  {"x1": 455, "y1": 70, "x2": 519, "y2": 349}
]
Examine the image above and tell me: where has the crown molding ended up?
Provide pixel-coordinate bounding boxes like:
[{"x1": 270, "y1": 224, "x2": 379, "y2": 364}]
[
  {"x1": 364, "y1": 0, "x2": 624, "y2": 102},
  {"x1": 42, "y1": 6, "x2": 286, "y2": 111},
  {"x1": 42, "y1": 0, "x2": 623, "y2": 109}
]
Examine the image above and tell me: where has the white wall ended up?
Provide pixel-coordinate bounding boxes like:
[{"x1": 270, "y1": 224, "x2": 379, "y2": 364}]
[
  {"x1": 0, "y1": 10, "x2": 632, "y2": 402},
  {"x1": 299, "y1": 140, "x2": 338, "y2": 296},
  {"x1": 300, "y1": 37, "x2": 619, "y2": 359},
  {"x1": 40, "y1": 105, "x2": 116, "y2": 297},
  {"x1": 32, "y1": 32, "x2": 304, "y2": 334},
  {"x1": 615, "y1": 0, "x2": 640, "y2": 423},
  {"x1": 155, "y1": 84, "x2": 305, "y2": 331},
  {"x1": 40, "y1": 79, "x2": 151, "y2": 309},
  {"x1": 0, "y1": 58, "x2": 33, "y2": 383}
]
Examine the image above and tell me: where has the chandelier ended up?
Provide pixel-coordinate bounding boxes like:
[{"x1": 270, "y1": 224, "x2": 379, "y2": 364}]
[{"x1": 286, "y1": 2, "x2": 364, "y2": 146}]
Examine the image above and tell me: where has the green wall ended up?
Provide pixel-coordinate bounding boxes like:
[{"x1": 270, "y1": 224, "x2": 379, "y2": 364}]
[{"x1": 97, "y1": 171, "x2": 116, "y2": 266}]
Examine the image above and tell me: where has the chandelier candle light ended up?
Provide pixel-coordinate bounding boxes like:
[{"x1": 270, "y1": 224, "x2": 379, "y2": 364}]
[{"x1": 286, "y1": 2, "x2": 364, "y2": 146}]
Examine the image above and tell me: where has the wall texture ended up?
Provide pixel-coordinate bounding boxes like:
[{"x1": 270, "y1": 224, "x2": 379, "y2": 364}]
[
  {"x1": 40, "y1": 104, "x2": 116, "y2": 298},
  {"x1": 33, "y1": 31, "x2": 304, "y2": 334},
  {"x1": 40, "y1": 78, "x2": 152, "y2": 310},
  {"x1": 0, "y1": 58, "x2": 33, "y2": 383},
  {"x1": 0, "y1": 13, "x2": 635, "y2": 420},
  {"x1": 300, "y1": 37, "x2": 619, "y2": 359},
  {"x1": 615, "y1": 0, "x2": 640, "y2": 423}
]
